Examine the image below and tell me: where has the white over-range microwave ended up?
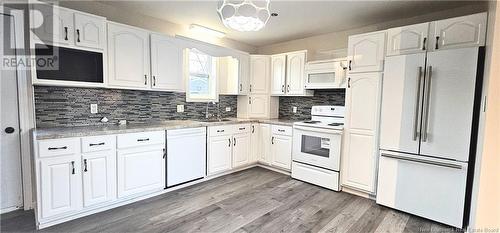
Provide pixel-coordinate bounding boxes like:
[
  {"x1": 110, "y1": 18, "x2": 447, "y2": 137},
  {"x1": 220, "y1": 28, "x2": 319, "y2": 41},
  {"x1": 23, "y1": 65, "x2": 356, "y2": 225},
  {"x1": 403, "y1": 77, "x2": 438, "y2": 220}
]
[{"x1": 304, "y1": 59, "x2": 347, "y2": 89}]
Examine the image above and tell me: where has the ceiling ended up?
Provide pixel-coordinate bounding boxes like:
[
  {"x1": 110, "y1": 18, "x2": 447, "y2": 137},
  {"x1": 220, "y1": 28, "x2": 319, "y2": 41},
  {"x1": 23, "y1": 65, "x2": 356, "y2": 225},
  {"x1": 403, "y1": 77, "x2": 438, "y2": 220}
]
[{"x1": 99, "y1": 0, "x2": 480, "y2": 47}]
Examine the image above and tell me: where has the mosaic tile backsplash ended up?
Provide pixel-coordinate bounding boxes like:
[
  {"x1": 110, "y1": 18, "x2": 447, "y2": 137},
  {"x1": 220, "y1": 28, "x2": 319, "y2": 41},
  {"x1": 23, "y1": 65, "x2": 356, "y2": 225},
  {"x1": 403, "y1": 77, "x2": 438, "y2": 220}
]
[
  {"x1": 34, "y1": 86, "x2": 237, "y2": 127},
  {"x1": 279, "y1": 89, "x2": 346, "y2": 120}
]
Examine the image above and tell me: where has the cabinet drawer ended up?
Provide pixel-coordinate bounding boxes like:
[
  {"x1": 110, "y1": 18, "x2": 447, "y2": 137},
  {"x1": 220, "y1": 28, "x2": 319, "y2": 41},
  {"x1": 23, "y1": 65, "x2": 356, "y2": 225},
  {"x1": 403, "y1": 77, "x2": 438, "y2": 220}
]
[
  {"x1": 208, "y1": 125, "x2": 233, "y2": 137},
  {"x1": 234, "y1": 124, "x2": 251, "y2": 134},
  {"x1": 272, "y1": 125, "x2": 292, "y2": 136},
  {"x1": 38, "y1": 138, "x2": 80, "y2": 158},
  {"x1": 81, "y1": 135, "x2": 115, "y2": 153},
  {"x1": 117, "y1": 131, "x2": 165, "y2": 149}
]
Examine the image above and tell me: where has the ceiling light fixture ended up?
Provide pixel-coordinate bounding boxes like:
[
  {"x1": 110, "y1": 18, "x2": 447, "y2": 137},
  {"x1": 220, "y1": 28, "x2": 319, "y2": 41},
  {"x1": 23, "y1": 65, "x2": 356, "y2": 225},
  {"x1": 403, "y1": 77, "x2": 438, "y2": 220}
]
[
  {"x1": 189, "y1": 24, "x2": 226, "y2": 38},
  {"x1": 217, "y1": 0, "x2": 271, "y2": 32}
]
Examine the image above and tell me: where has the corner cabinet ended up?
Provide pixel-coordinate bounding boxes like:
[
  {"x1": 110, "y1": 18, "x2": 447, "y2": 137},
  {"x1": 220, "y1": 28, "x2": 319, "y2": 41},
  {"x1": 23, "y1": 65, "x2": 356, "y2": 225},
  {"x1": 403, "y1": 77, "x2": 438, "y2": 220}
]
[
  {"x1": 347, "y1": 31, "x2": 386, "y2": 73},
  {"x1": 259, "y1": 124, "x2": 272, "y2": 165},
  {"x1": 342, "y1": 72, "x2": 382, "y2": 193},
  {"x1": 150, "y1": 33, "x2": 183, "y2": 91},
  {"x1": 107, "y1": 22, "x2": 151, "y2": 89}
]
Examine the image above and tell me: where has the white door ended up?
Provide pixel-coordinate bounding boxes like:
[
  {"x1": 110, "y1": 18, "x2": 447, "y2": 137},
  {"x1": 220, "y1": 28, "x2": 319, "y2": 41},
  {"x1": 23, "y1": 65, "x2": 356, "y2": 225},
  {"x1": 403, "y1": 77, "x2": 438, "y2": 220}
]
[
  {"x1": 167, "y1": 128, "x2": 206, "y2": 187},
  {"x1": 117, "y1": 147, "x2": 165, "y2": 198},
  {"x1": 232, "y1": 133, "x2": 251, "y2": 168},
  {"x1": 150, "y1": 34, "x2": 183, "y2": 91},
  {"x1": 107, "y1": 23, "x2": 150, "y2": 89},
  {"x1": 286, "y1": 51, "x2": 307, "y2": 95},
  {"x1": 347, "y1": 31, "x2": 386, "y2": 73},
  {"x1": 249, "y1": 55, "x2": 270, "y2": 94},
  {"x1": 420, "y1": 48, "x2": 479, "y2": 161},
  {"x1": 386, "y1": 23, "x2": 429, "y2": 56},
  {"x1": 32, "y1": 4, "x2": 74, "y2": 45},
  {"x1": 82, "y1": 152, "x2": 116, "y2": 207},
  {"x1": 342, "y1": 72, "x2": 382, "y2": 193},
  {"x1": 208, "y1": 135, "x2": 232, "y2": 175},
  {"x1": 248, "y1": 95, "x2": 269, "y2": 118},
  {"x1": 250, "y1": 124, "x2": 260, "y2": 163},
  {"x1": 259, "y1": 124, "x2": 272, "y2": 164},
  {"x1": 380, "y1": 53, "x2": 426, "y2": 154},
  {"x1": 271, "y1": 135, "x2": 292, "y2": 170},
  {"x1": 0, "y1": 14, "x2": 23, "y2": 213},
  {"x1": 430, "y1": 12, "x2": 487, "y2": 51},
  {"x1": 270, "y1": 54, "x2": 287, "y2": 95},
  {"x1": 74, "y1": 13, "x2": 105, "y2": 50},
  {"x1": 40, "y1": 156, "x2": 82, "y2": 219}
]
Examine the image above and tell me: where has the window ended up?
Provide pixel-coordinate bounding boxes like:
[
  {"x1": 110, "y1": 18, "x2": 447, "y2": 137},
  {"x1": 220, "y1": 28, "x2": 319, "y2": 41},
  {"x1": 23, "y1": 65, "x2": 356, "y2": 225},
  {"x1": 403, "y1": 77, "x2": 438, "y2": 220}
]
[{"x1": 185, "y1": 48, "x2": 218, "y2": 102}]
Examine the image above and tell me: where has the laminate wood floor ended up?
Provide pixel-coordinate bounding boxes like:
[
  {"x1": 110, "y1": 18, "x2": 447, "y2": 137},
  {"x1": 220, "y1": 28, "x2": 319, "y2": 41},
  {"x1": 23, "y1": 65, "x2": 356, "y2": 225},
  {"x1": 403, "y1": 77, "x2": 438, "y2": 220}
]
[{"x1": 1, "y1": 167, "x2": 460, "y2": 233}]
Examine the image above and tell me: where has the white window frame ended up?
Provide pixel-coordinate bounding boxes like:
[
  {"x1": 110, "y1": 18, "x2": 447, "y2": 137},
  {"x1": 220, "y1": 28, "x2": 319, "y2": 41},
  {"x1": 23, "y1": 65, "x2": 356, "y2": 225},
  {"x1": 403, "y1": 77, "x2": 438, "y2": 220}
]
[{"x1": 184, "y1": 48, "x2": 219, "y2": 102}]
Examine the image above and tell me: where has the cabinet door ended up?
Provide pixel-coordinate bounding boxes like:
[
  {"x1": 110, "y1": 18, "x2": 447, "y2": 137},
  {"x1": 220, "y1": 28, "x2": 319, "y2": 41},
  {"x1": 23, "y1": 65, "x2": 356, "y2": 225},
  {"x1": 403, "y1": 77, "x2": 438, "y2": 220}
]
[
  {"x1": 238, "y1": 55, "x2": 250, "y2": 95},
  {"x1": 250, "y1": 124, "x2": 260, "y2": 163},
  {"x1": 232, "y1": 133, "x2": 251, "y2": 168},
  {"x1": 270, "y1": 54, "x2": 287, "y2": 95},
  {"x1": 39, "y1": 156, "x2": 82, "y2": 219},
  {"x1": 107, "y1": 23, "x2": 150, "y2": 89},
  {"x1": 82, "y1": 151, "x2": 116, "y2": 207},
  {"x1": 117, "y1": 147, "x2": 165, "y2": 198},
  {"x1": 248, "y1": 95, "x2": 269, "y2": 118},
  {"x1": 271, "y1": 135, "x2": 292, "y2": 170},
  {"x1": 342, "y1": 72, "x2": 382, "y2": 193},
  {"x1": 386, "y1": 23, "x2": 429, "y2": 56},
  {"x1": 74, "y1": 13, "x2": 105, "y2": 50},
  {"x1": 250, "y1": 55, "x2": 270, "y2": 94},
  {"x1": 347, "y1": 31, "x2": 386, "y2": 73},
  {"x1": 430, "y1": 12, "x2": 487, "y2": 51},
  {"x1": 150, "y1": 34, "x2": 183, "y2": 91},
  {"x1": 32, "y1": 4, "x2": 74, "y2": 45},
  {"x1": 208, "y1": 135, "x2": 232, "y2": 175},
  {"x1": 259, "y1": 124, "x2": 272, "y2": 164},
  {"x1": 286, "y1": 51, "x2": 306, "y2": 95}
]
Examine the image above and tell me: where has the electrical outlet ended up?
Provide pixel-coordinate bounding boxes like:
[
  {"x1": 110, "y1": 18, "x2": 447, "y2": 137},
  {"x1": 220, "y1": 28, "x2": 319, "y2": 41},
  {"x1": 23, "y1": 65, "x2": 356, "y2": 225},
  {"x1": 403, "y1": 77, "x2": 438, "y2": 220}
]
[
  {"x1": 225, "y1": 107, "x2": 231, "y2": 112},
  {"x1": 90, "y1": 104, "x2": 98, "y2": 114},
  {"x1": 177, "y1": 105, "x2": 184, "y2": 113},
  {"x1": 292, "y1": 106, "x2": 298, "y2": 113}
]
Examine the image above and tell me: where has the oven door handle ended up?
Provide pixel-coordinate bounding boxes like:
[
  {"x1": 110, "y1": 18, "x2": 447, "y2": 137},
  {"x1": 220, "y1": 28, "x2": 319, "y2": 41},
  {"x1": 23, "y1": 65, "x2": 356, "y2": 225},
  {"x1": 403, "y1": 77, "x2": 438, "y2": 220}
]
[{"x1": 293, "y1": 125, "x2": 342, "y2": 134}]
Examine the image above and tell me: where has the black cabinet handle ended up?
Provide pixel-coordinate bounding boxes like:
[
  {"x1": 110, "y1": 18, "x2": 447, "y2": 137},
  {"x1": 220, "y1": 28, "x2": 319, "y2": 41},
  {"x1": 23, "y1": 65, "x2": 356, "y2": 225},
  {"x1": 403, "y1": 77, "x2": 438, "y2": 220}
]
[
  {"x1": 83, "y1": 159, "x2": 88, "y2": 172},
  {"x1": 248, "y1": 97, "x2": 251, "y2": 104},
  {"x1": 239, "y1": 127, "x2": 245, "y2": 130},
  {"x1": 48, "y1": 146, "x2": 67, "y2": 150},
  {"x1": 64, "y1": 27, "x2": 68, "y2": 41},
  {"x1": 348, "y1": 60, "x2": 352, "y2": 70},
  {"x1": 89, "y1": 142, "x2": 105, "y2": 147},
  {"x1": 239, "y1": 83, "x2": 242, "y2": 92},
  {"x1": 278, "y1": 129, "x2": 285, "y2": 132},
  {"x1": 228, "y1": 138, "x2": 231, "y2": 147},
  {"x1": 435, "y1": 36, "x2": 440, "y2": 50},
  {"x1": 137, "y1": 138, "x2": 149, "y2": 142},
  {"x1": 249, "y1": 84, "x2": 252, "y2": 92},
  {"x1": 217, "y1": 129, "x2": 225, "y2": 133},
  {"x1": 4, "y1": 127, "x2": 14, "y2": 134},
  {"x1": 271, "y1": 136, "x2": 274, "y2": 145},
  {"x1": 348, "y1": 78, "x2": 351, "y2": 88},
  {"x1": 71, "y1": 161, "x2": 75, "y2": 174},
  {"x1": 422, "y1": 37, "x2": 427, "y2": 50},
  {"x1": 281, "y1": 85, "x2": 285, "y2": 93},
  {"x1": 233, "y1": 137, "x2": 236, "y2": 146},
  {"x1": 287, "y1": 85, "x2": 290, "y2": 93},
  {"x1": 153, "y1": 76, "x2": 156, "y2": 86},
  {"x1": 76, "y1": 29, "x2": 80, "y2": 42},
  {"x1": 252, "y1": 125, "x2": 255, "y2": 133},
  {"x1": 144, "y1": 75, "x2": 147, "y2": 85}
]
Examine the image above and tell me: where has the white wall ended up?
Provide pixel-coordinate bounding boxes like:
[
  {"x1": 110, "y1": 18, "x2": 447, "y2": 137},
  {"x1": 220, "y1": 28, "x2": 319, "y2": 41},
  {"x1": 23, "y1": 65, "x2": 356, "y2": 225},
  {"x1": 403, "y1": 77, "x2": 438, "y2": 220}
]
[{"x1": 257, "y1": 4, "x2": 487, "y2": 60}]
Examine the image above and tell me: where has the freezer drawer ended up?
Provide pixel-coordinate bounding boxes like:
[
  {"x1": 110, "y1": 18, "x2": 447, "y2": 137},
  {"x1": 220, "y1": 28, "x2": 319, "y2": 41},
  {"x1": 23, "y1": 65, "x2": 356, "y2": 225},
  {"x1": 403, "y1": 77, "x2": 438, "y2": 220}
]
[{"x1": 376, "y1": 151, "x2": 467, "y2": 228}]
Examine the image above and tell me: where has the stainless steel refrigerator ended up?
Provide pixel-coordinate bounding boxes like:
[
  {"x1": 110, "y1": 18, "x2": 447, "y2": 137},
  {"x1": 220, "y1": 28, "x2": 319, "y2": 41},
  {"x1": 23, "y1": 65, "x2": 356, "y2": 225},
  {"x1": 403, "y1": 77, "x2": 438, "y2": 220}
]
[{"x1": 376, "y1": 47, "x2": 484, "y2": 228}]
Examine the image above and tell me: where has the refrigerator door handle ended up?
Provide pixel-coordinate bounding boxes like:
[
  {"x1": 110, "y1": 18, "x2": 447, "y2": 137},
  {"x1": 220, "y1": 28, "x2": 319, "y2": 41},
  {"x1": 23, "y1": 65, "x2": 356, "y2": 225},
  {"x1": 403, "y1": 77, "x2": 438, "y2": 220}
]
[
  {"x1": 413, "y1": 66, "x2": 423, "y2": 141},
  {"x1": 422, "y1": 66, "x2": 433, "y2": 142},
  {"x1": 381, "y1": 153, "x2": 463, "y2": 170}
]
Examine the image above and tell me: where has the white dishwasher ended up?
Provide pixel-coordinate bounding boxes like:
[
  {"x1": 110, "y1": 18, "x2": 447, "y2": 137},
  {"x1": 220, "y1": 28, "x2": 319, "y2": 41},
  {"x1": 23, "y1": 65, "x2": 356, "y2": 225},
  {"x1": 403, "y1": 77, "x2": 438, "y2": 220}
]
[{"x1": 166, "y1": 127, "x2": 207, "y2": 188}]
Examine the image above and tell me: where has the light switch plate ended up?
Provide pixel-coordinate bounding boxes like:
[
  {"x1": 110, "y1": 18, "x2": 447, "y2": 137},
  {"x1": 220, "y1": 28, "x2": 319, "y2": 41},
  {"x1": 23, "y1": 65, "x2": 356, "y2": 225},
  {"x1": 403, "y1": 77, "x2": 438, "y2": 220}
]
[
  {"x1": 225, "y1": 107, "x2": 231, "y2": 112},
  {"x1": 292, "y1": 107, "x2": 297, "y2": 113},
  {"x1": 90, "y1": 104, "x2": 98, "y2": 114},
  {"x1": 177, "y1": 105, "x2": 184, "y2": 113}
]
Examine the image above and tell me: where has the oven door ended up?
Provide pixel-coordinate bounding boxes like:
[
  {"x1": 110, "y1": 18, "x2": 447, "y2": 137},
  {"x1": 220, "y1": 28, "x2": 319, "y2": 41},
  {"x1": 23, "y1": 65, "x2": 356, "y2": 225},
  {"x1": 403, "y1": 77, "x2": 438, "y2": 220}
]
[{"x1": 292, "y1": 125, "x2": 342, "y2": 171}]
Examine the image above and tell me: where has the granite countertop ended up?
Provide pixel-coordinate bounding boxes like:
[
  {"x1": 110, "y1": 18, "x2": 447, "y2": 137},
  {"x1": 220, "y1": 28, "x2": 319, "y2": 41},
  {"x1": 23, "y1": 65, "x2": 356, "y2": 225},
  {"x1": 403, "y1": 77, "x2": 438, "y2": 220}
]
[{"x1": 33, "y1": 118, "x2": 299, "y2": 140}]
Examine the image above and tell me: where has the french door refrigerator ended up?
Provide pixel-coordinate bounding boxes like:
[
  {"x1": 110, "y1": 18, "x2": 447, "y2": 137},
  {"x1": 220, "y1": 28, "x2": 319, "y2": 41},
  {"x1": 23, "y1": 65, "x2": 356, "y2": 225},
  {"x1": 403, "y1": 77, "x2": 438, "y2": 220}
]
[{"x1": 377, "y1": 47, "x2": 483, "y2": 228}]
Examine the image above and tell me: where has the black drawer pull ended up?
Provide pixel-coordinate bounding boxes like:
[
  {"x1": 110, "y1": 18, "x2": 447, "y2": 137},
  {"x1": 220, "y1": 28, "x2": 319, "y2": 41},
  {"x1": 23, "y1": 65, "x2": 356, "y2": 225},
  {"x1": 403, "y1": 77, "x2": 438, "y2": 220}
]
[
  {"x1": 137, "y1": 138, "x2": 150, "y2": 142},
  {"x1": 278, "y1": 129, "x2": 285, "y2": 132},
  {"x1": 217, "y1": 129, "x2": 225, "y2": 133},
  {"x1": 89, "y1": 142, "x2": 105, "y2": 147},
  {"x1": 71, "y1": 161, "x2": 75, "y2": 174},
  {"x1": 83, "y1": 159, "x2": 88, "y2": 172},
  {"x1": 48, "y1": 146, "x2": 67, "y2": 150},
  {"x1": 239, "y1": 127, "x2": 245, "y2": 130}
]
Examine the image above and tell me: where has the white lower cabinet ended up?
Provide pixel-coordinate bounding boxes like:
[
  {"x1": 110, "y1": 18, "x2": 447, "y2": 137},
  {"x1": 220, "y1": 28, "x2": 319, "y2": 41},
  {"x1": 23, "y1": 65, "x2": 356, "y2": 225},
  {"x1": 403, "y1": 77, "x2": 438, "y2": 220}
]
[
  {"x1": 208, "y1": 135, "x2": 233, "y2": 175},
  {"x1": 208, "y1": 124, "x2": 252, "y2": 175},
  {"x1": 232, "y1": 132, "x2": 251, "y2": 168},
  {"x1": 259, "y1": 124, "x2": 272, "y2": 164},
  {"x1": 270, "y1": 125, "x2": 293, "y2": 171},
  {"x1": 82, "y1": 151, "x2": 116, "y2": 207},
  {"x1": 250, "y1": 124, "x2": 260, "y2": 163},
  {"x1": 39, "y1": 155, "x2": 82, "y2": 219}
]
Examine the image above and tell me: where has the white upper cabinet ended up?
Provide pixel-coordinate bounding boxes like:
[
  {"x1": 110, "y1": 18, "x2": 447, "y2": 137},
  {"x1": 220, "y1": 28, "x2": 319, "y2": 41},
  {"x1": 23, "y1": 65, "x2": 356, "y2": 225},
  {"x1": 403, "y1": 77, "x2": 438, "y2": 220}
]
[
  {"x1": 238, "y1": 55, "x2": 250, "y2": 95},
  {"x1": 150, "y1": 34, "x2": 183, "y2": 91},
  {"x1": 347, "y1": 31, "x2": 386, "y2": 73},
  {"x1": 218, "y1": 56, "x2": 241, "y2": 95},
  {"x1": 237, "y1": 94, "x2": 278, "y2": 119},
  {"x1": 286, "y1": 51, "x2": 307, "y2": 95},
  {"x1": 32, "y1": 4, "x2": 74, "y2": 45},
  {"x1": 270, "y1": 54, "x2": 287, "y2": 95},
  {"x1": 74, "y1": 13, "x2": 105, "y2": 50},
  {"x1": 430, "y1": 12, "x2": 487, "y2": 51},
  {"x1": 250, "y1": 55, "x2": 270, "y2": 94},
  {"x1": 386, "y1": 23, "x2": 429, "y2": 56},
  {"x1": 107, "y1": 22, "x2": 150, "y2": 89}
]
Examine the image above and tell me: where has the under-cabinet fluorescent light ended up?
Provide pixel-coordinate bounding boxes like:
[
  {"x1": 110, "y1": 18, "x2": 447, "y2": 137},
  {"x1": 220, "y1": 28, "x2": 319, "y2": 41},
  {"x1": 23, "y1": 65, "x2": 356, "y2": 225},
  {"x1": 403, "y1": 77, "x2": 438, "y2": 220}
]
[{"x1": 189, "y1": 24, "x2": 226, "y2": 38}]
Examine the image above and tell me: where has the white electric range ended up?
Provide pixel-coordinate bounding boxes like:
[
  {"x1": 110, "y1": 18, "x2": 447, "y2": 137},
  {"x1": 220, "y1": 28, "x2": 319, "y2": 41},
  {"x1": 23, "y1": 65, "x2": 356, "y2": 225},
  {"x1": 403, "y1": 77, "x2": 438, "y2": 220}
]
[{"x1": 291, "y1": 105, "x2": 344, "y2": 191}]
